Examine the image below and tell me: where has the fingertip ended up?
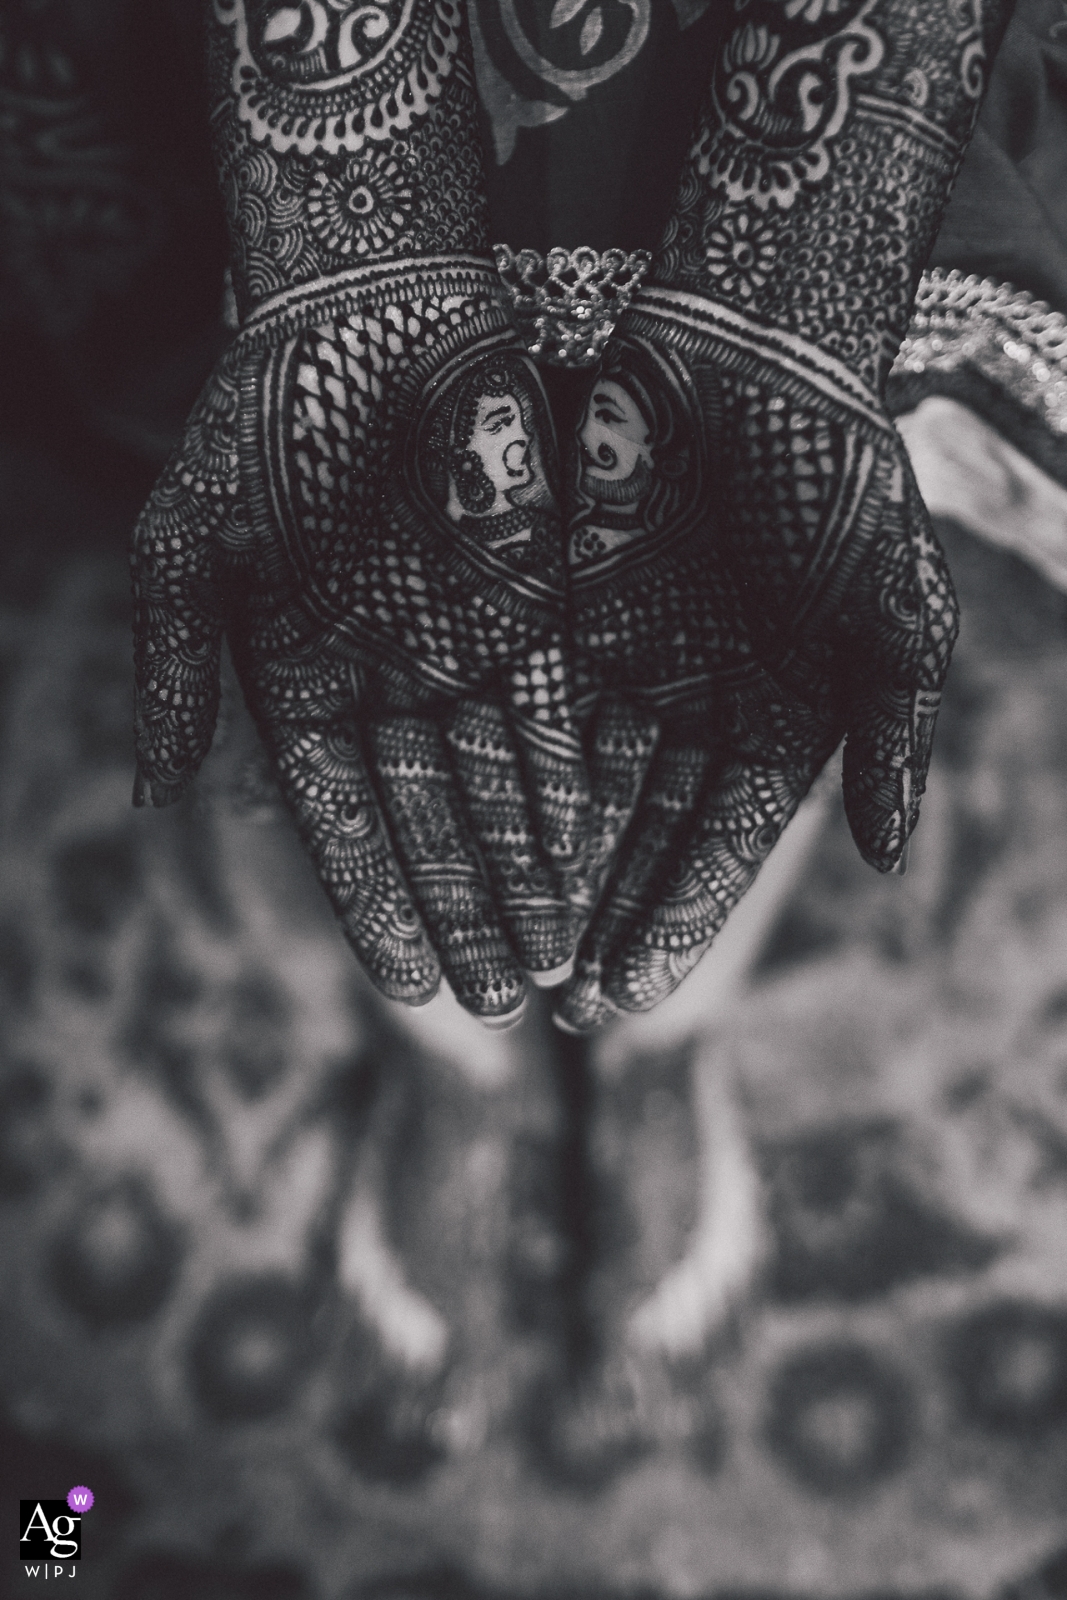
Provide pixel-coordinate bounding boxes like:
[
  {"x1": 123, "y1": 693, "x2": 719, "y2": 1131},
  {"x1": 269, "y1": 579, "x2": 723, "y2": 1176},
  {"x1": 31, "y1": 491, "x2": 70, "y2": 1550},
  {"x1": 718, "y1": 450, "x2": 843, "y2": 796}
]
[
  {"x1": 340, "y1": 922, "x2": 443, "y2": 1009},
  {"x1": 552, "y1": 969, "x2": 618, "y2": 1033},
  {"x1": 374, "y1": 967, "x2": 442, "y2": 1008},
  {"x1": 842, "y1": 741, "x2": 913, "y2": 877},
  {"x1": 404, "y1": 975, "x2": 443, "y2": 1007},
  {"x1": 481, "y1": 992, "x2": 530, "y2": 1031},
  {"x1": 844, "y1": 783, "x2": 915, "y2": 875},
  {"x1": 528, "y1": 956, "x2": 575, "y2": 989},
  {"x1": 132, "y1": 768, "x2": 191, "y2": 809}
]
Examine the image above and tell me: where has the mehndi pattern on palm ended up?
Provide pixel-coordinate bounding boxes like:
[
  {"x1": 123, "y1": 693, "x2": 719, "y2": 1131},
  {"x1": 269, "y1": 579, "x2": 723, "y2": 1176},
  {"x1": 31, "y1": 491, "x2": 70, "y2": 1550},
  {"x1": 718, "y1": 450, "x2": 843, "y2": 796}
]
[
  {"x1": 132, "y1": 0, "x2": 590, "y2": 1024},
  {"x1": 557, "y1": 293, "x2": 956, "y2": 1029}
]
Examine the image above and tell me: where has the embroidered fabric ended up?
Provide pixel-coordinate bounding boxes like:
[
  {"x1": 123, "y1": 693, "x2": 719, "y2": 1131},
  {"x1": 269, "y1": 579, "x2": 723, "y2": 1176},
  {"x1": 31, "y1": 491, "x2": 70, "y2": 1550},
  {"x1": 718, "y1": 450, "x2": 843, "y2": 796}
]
[
  {"x1": 893, "y1": 269, "x2": 1067, "y2": 438},
  {"x1": 493, "y1": 244, "x2": 652, "y2": 368}
]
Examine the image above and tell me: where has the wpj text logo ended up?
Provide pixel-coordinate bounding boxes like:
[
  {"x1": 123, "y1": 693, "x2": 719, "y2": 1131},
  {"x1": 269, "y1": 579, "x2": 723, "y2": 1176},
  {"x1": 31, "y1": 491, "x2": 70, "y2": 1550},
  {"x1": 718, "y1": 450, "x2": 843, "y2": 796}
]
[{"x1": 20, "y1": 1488, "x2": 92, "y2": 1578}]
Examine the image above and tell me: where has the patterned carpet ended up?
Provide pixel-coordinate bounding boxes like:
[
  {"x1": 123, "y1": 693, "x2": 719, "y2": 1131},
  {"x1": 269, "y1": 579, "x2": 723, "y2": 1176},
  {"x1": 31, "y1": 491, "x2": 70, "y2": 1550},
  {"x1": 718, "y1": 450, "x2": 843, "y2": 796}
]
[{"x1": 3, "y1": 436, "x2": 1067, "y2": 1600}]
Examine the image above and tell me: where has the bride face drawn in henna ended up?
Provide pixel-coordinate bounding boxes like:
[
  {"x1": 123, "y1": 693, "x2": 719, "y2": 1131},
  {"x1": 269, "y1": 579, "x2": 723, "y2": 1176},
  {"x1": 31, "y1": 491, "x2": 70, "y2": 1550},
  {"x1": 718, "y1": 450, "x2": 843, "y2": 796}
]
[
  {"x1": 569, "y1": 336, "x2": 698, "y2": 568},
  {"x1": 419, "y1": 351, "x2": 558, "y2": 564},
  {"x1": 449, "y1": 385, "x2": 533, "y2": 517}
]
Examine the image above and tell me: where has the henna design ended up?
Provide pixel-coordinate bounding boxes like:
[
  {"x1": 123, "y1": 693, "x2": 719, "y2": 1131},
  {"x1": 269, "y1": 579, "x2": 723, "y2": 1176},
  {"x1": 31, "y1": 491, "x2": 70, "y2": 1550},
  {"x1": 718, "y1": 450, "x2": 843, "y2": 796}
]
[
  {"x1": 210, "y1": 0, "x2": 489, "y2": 320},
  {"x1": 215, "y1": 0, "x2": 463, "y2": 156},
  {"x1": 470, "y1": 0, "x2": 655, "y2": 167},
  {"x1": 556, "y1": 0, "x2": 1016, "y2": 1025},
  {"x1": 305, "y1": 150, "x2": 414, "y2": 257},
  {"x1": 662, "y1": 0, "x2": 1017, "y2": 391},
  {"x1": 135, "y1": 265, "x2": 587, "y2": 1014},
  {"x1": 367, "y1": 716, "x2": 528, "y2": 1013},
  {"x1": 216, "y1": 122, "x2": 485, "y2": 308},
  {"x1": 132, "y1": 1, "x2": 589, "y2": 1020},
  {"x1": 693, "y1": 0, "x2": 885, "y2": 212}
]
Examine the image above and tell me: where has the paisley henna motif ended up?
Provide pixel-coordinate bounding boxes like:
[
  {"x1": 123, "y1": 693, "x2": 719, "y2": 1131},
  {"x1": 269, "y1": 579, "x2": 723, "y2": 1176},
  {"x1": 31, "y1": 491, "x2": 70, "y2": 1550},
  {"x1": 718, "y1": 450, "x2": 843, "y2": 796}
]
[
  {"x1": 470, "y1": 0, "x2": 659, "y2": 167},
  {"x1": 555, "y1": 0, "x2": 1017, "y2": 1027},
  {"x1": 132, "y1": 0, "x2": 589, "y2": 1022},
  {"x1": 215, "y1": 0, "x2": 464, "y2": 157},
  {"x1": 695, "y1": 0, "x2": 885, "y2": 211}
]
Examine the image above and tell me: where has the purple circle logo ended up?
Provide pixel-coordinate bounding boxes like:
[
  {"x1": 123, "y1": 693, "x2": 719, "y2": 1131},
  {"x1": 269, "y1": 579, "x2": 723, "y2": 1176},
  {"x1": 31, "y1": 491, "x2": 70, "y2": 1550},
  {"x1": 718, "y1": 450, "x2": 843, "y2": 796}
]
[{"x1": 67, "y1": 1486, "x2": 94, "y2": 1513}]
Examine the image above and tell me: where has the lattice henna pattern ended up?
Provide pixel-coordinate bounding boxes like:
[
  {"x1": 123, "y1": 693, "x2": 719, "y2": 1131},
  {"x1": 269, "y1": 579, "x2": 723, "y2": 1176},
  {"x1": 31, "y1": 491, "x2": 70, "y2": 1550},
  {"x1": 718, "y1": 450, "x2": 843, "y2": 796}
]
[
  {"x1": 554, "y1": 0, "x2": 1015, "y2": 1028},
  {"x1": 132, "y1": 1, "x2": 590, "y2": 1024}
]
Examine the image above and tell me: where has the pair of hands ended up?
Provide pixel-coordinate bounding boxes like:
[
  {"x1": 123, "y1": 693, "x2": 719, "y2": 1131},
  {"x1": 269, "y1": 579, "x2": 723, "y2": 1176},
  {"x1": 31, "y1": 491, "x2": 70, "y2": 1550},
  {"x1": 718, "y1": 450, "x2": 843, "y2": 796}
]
[
  {"x1": 132, "y1": 0, "x2": 972, "y2": 1031},
  {"x1": 131, "y1": 281, "x2": 949, "y2": 1031}
]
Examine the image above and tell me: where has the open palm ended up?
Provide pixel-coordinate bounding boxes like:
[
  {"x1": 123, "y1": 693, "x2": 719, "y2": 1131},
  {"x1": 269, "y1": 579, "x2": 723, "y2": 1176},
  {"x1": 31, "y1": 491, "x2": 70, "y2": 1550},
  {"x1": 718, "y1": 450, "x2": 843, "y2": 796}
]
[
  {"x1": 133, "y1": 280, "x2": 589, "y2": 1023},
  {"x1": 132, "y1": 0, "x2": 589, "y2": 1026},
  {"x1": 556, "y1": 299, "x2": 956, "y2": 1030}
]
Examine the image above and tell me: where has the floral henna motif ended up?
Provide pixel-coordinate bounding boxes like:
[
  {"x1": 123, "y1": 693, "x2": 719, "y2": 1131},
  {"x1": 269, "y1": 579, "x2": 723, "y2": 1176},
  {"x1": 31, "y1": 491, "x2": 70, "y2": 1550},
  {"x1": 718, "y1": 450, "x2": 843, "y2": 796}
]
[
  {"x1": 556, "y1": 0, "x2": 1015, "y2": 1025},
  {"x1": 211, "y1": 0, "x2": 489, "y2": 319},
  {"x1": 305, "y1": 151, "x2": 414, "y2": 258},
  {"x1": 701, "y1": 210, "x2": 777, "y2": 302},
  {"x1": 132, "y1": 1, "x2": 589, "y2": 1020}
]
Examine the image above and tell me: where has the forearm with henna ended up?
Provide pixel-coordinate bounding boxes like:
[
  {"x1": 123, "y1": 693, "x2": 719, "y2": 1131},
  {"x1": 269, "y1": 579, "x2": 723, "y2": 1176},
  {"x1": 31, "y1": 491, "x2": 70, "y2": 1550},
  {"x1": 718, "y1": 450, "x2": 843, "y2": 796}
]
[
  {"x1": 556, "y1": 1, "x2": 1017, "y2": 1027},
  {"x1": 132, "y1": 0, "x2": 589, "y2": 1023},
  {"x1": 639, "y1": 0, "x2": 1017, "y2": 830},
  {"x1": 209, "y1": 0, "x2": 487, "y2": 312},
  {"x1": 658, "y1": 0, "x2": 1017, "y2": 387}
]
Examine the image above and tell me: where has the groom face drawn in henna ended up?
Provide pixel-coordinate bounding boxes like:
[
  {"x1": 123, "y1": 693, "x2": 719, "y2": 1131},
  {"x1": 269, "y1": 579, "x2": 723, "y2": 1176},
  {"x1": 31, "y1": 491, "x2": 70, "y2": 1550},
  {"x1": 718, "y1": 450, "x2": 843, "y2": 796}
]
[
  {"x1": 570, "y1": 336, "x2": 698, "y2": 567},
  {"x1": 579, "y1": 380, "x2": 653, "y2": 507}
]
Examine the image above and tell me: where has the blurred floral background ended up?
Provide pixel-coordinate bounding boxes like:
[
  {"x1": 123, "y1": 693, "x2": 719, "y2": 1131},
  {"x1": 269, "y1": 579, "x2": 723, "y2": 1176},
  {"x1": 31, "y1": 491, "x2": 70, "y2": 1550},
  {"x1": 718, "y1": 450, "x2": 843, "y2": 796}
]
[{"x1": 3, "y1": 3, "x2": 1067, "y2": 1599}]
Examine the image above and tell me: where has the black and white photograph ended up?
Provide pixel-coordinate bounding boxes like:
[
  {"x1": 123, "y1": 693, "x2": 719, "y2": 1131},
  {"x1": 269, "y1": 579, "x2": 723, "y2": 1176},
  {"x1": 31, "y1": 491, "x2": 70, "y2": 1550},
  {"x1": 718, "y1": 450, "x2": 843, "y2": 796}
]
[{"x1": 3, "y1": 2, "x2": 1067, "y2": 1596}]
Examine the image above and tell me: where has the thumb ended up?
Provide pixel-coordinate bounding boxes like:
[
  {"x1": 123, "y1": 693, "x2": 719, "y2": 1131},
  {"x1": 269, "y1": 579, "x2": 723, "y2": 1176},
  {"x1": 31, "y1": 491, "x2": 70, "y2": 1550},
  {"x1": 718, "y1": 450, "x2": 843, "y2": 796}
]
[
  {"x1": 840, "y1": 445, "x2": 959, "y2": 871},
  {"x1": 842, "y1": 680, "x2": 943, "y2": 872}
]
